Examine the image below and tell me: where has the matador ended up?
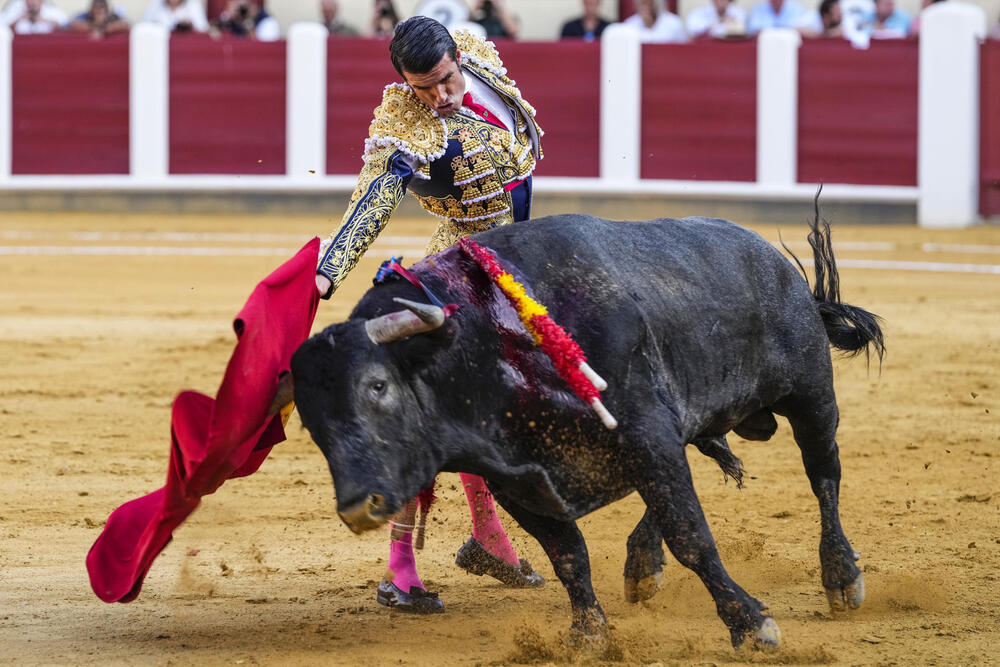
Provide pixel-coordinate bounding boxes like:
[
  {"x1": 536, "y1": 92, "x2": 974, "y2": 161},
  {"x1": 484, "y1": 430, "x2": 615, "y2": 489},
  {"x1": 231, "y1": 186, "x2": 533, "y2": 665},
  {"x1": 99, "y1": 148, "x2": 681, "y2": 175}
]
[{"x1": 315, "y1": 16, "x2": 545, "y2": 613}]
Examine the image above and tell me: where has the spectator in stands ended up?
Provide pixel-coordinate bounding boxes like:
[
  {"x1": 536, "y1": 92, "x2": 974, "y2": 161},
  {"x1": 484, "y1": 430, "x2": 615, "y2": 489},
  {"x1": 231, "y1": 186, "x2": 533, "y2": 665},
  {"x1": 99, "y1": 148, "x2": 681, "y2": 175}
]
[
  {"x1": 747, "y1": 0, "x2": 807, "y2": 35},
  {"x1": 859, "y1": 0, "x2": 911, "y2": 39},
  {"x1": 623, "y1": 0, "x2": 687, "y2": 43},
  {"x1": 3, "y1": 0, "x2": 67, "y2": 33},
  {"x1": 371, "y1": 0, "x2": 399, "y2": 37},
  {"x1": 560, "y1": 0, "x2": 611, "y2": 40},
  {"x1": 472, "y1": 0, "x2": 518, "y2": 39},
  {"x1": 142, "y1": 0, "x2": 209, "y2": 33},
  {"x1": 686, "y1": 0, "x2": 748, "y2": 39},
  {"x1": 68, "y1": 0, "x2": 128, "y2": 38},
  {"x1": 214, "y1": 0, "x2": 279, "y2": 40},
  {"x1": 320, "y1": 0, "x2": 358, "y2": 36},
  {"x1": 796, "y1": 0, "x2": 844, "y2": 38}
]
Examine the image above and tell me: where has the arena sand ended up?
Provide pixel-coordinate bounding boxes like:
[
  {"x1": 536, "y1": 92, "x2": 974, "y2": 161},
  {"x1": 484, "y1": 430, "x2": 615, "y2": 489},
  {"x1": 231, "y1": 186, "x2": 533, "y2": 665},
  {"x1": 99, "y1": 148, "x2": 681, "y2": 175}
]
[{"x1": 0, "y1": 211, "x2": 997, "y2": 665}]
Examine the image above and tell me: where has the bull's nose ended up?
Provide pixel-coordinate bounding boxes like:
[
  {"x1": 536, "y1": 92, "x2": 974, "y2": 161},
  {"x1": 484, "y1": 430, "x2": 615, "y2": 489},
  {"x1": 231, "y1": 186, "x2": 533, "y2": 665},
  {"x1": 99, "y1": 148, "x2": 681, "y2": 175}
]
[{"x1": 337, "y1": 493, "x2": 389, "y2": 534}]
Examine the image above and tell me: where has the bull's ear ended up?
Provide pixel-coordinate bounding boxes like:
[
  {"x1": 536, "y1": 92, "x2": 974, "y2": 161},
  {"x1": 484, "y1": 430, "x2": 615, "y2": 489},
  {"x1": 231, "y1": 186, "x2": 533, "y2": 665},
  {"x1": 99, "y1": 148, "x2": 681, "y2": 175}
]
[{"x1": 391, "y1": 312, "x2": 458, "y2": 371}]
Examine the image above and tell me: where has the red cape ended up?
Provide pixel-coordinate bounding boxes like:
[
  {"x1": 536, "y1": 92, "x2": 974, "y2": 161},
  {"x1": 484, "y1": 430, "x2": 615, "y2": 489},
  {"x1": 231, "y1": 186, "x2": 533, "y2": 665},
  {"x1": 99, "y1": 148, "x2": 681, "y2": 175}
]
[{"x1": 86, "y1": 239, "x2": 321, "y2": 603}]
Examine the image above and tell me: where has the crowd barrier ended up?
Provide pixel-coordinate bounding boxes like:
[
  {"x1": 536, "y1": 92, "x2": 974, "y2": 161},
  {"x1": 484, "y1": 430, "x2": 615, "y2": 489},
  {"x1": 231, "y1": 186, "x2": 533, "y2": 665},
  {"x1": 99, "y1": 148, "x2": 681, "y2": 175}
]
[{"x1": 0, "y1": 4, "x2": 994, "y2": 225}]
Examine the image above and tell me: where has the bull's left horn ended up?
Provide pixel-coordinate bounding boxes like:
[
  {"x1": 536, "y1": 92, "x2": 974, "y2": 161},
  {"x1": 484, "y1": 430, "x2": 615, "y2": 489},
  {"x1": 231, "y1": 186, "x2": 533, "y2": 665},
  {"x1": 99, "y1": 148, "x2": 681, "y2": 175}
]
[{"x1": 365, "y1": 298, "x2": 446, "y2": 344}]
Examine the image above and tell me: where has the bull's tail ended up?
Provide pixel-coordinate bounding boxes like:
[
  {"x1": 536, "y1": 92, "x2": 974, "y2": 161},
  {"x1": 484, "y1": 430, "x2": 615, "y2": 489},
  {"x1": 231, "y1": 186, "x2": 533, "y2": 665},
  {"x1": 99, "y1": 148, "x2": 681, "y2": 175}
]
[{"x1": 785, "y1": 189, "x2": 887, "y2": 364}]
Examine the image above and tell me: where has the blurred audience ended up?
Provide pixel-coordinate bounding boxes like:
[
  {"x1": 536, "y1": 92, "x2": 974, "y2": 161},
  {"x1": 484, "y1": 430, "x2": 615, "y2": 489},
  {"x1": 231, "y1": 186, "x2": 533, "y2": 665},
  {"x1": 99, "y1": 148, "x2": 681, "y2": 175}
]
[
  {"x1": 371, "y1": 0, "x2": 398, "y2": 37},
  {"x1": 142, "y1": 0, "x2": 209, "y2": 33},
  {"x1": 796, "y1": 0, "x2": 843, "y2": 38},
  {"x1": 472, "y1": 0, "x2": 518, "y2": 39},
  {"x1": 623, "y1": 0, "x2": 687, "y2": 43},
  {"x1": 859, "y1": 0, "x2": 911, "y2": 38},
  {"x1": 321, "y1": 0, "x2": 358, "y2": 36},
  {"x1": 747, "y1": 0, "x2": 806, "y2": 35},
  {"x1": 213, "y1": 0, "x2": 279, "y2": 40},
  {"x1": 3, "y1": 0, "x2": 67, "y2": 33},
  {"x1": 686, "y1": 0, "x2": 747, "y2": 39},
  {"x1": 68, "y1": 0, "x2": 128, "y2": 38},
  {"x1": 560, "y1": 0, "x2": 611, "y2": 41}
]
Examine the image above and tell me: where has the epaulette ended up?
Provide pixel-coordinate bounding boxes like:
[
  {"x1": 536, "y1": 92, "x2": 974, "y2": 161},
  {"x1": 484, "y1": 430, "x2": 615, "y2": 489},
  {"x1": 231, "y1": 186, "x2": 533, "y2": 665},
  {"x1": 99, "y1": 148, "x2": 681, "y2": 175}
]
[
  {"x1": 455, "y1": 30, "x2": 538, "y2": 122},
  {"x1": 453, "y1": 30, "x2": 506, "y2": 78},
  {"x1": 364, "y1": 83, "x2": 449, "y2": 166}
]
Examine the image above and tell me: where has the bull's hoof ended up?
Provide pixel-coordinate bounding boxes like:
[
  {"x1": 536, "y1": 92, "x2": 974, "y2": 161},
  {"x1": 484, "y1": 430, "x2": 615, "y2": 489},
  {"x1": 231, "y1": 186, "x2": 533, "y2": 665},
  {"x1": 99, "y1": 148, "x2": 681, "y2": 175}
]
[
  {"x1": 568, "y1": 606, "x2": 608, "y2": 647},
  {"x1": 826, "y1": 572, "x2": 865, "y2": 612},
  {"x1": 734, "y1": 617, "x2": 782, "y2": 651},
  {"x1": 624, "y1": 571, "x2": 663, "y2": 603},
  {"x1": 376, "y1": 580, "x2": 444, "y2": 614},
  {"x1": 455, "y1": 537, "x2": 545, "y2": 588}
]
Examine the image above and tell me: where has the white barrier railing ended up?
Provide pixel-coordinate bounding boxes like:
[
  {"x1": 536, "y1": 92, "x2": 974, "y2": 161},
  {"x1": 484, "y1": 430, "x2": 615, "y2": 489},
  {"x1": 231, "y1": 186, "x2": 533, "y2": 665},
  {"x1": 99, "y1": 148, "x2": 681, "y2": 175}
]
[
  {"x1": 918, "y1": 2, "x2": 987, "y2": 228},
  {"x1": 287, "y1": 22, "x2": 327, "y2": 180},
  {"x1": 0, "y1": 14, "x2": 992, "y2": 226},
  {"x1": 130, "y1": 23, "x2": 169, "y2": 181}
]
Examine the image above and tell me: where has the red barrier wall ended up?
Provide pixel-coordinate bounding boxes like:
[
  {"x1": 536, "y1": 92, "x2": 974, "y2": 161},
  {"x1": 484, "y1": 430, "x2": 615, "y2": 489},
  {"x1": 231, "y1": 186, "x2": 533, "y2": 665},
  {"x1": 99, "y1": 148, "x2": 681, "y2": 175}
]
[
  {"x1": 326, "y1": 38, "x2": 398, "y2": 176},
  {"x1": 11, "y1": 34, "x2": 129, "y2": 175},
  {"x1": 640, "y1": 40, "x2": 757, "y2": 182},
  {"x1": 798, "y1": 39, "x2": 917, "y2": 187},
  {"x1": 169, "y1": 36, "x2": 286, "y2": 174},
  {"x1": 499, "y1": 41, "x2": 601, "y2": 177},
  {"x1": 980, "y1": 40, "x2": 1000, "y2": 218},
  {"x1": 326, "y1": 40, "x2": 600, "y2": 178}
]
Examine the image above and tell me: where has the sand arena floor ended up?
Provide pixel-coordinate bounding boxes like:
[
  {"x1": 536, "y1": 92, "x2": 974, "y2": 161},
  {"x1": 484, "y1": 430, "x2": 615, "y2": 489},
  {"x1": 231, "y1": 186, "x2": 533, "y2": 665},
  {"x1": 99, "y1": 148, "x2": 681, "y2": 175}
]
[{"x1": 0, "y1": 211, "x2": 997, "y2": 666}]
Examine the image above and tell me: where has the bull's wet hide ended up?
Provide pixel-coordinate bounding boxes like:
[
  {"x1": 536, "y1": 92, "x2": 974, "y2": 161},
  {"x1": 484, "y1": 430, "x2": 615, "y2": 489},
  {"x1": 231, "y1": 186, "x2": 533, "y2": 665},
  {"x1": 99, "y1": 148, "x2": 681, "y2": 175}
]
[{"x1": 292, "y1": 212, "x2": 885, "y2": 651}]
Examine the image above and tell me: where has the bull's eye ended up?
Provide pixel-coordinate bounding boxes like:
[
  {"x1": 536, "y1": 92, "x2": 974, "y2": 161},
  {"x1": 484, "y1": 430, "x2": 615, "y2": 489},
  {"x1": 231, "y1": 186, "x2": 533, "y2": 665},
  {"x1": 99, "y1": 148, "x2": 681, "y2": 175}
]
[{"x1": 369, "y1": 380, "x2": 386, "y2": 400}]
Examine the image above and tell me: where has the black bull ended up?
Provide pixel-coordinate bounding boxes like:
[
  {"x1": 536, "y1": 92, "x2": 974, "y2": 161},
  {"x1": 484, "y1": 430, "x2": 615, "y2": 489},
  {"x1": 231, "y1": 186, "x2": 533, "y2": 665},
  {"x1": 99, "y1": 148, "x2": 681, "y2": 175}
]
[{"x1": 289, "y1": 213, "x2": 885, "y2": 650}]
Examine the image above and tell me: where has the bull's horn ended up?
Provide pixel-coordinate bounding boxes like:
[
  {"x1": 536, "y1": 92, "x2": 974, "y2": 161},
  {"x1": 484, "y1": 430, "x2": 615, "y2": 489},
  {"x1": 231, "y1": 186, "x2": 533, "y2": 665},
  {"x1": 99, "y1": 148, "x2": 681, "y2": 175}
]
[
  {"x1": 365, "y1": 298, "x2": 446, "y2": 344},
  {"x1": 267, "y1": 371, "x2": 295, "y2": 417}
]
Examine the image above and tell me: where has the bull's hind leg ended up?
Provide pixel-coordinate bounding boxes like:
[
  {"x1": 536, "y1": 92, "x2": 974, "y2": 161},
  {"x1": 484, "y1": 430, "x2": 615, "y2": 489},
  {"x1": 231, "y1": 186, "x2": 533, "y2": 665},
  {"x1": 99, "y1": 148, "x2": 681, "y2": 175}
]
[
  {"x1": 490, "y1": 489, "x2": 606, "y2": 640},
  {"x1": 631, "y1": 441, "x2": 780, "y2": 650},
  {"x1": 781, "y1": 396, "x2": 865, "y2": 612},
  {"x1": 624, "y1": 435, "x2": 743, "y2": 604},
  {"x1": 624, "y1": 509, "x2": 665, "y2": 602}
]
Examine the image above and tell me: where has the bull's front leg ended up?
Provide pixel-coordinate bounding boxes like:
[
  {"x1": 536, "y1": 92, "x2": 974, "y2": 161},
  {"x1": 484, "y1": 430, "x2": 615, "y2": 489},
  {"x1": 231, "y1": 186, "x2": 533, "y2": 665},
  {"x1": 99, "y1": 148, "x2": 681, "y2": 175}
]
[
  {"x1": 630, "y1": 441, "x2": 780, "y2": 651},
  {"x1": 490, "y1": 488, "x2": 606, "y2": 640}
]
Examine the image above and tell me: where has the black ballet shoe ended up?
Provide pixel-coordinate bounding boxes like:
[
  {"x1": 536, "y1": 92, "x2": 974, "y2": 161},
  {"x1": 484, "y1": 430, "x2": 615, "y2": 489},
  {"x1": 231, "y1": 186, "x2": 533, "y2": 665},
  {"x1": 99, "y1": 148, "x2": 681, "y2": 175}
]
[
  {"x1": 375, "y1": 579, "x2": 445, "y2": 614},
  {"x1": 454, "y1": 537, "x2": 545, "y2": 588}
]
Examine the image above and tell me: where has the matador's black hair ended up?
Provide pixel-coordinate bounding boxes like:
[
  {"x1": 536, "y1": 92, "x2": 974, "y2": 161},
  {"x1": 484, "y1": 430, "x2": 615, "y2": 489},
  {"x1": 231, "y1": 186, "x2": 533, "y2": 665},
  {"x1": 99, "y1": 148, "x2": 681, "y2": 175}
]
[{"x1": 389, "y1": 16, "x2": 458, "y2": 77}]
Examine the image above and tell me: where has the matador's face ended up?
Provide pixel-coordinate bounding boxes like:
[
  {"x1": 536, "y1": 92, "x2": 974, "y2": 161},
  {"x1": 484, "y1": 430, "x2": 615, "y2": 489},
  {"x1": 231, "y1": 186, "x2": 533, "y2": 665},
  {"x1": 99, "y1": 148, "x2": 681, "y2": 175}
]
[{"x1": 402, "y1": 51, "x2": 466, "y2": 118}]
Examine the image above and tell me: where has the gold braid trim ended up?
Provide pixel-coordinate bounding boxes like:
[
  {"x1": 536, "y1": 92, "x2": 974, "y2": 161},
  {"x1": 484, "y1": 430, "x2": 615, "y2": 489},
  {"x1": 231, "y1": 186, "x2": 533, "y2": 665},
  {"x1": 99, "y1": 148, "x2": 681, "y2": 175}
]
[{"x1": 319, "y1": 147, "x2": 407, "y2": 290}]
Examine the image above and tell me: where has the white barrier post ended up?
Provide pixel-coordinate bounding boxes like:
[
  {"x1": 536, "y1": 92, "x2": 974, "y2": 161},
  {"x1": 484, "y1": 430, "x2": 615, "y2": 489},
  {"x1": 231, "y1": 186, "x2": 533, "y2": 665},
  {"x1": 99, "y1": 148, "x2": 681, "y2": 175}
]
[
  {"x1": 600, "y1": 23, "x2": 641, "y2": 184},
  {"x1": 130, "y1": 23, "x2": 169, "y2": 180},
  {"x1": 756, "y1": 29, "x2": 801, "y2": 187},
  {"x1": 0, "y1": 25, "x2": 11, "y2": 181},
  {"x1": 287, "y1": 23, "x2": 328, "y2": 179},
  {"x1": 918, "y1": 3, "x2": 987, "y2": 228}
]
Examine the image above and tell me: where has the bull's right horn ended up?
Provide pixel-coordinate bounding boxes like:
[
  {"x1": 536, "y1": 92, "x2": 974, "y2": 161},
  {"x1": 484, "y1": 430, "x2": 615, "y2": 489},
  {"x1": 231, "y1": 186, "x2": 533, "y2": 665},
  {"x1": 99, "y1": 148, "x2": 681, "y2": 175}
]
[{"x1": 365, "y1": 298, "x2": 446, "y2": 344}]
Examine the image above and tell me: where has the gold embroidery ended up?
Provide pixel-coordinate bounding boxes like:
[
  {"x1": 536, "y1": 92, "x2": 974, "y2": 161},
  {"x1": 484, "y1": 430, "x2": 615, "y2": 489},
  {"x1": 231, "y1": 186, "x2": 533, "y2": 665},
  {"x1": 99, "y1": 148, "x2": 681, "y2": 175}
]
[
  {"x1": 453, "y1": 31, "x2": 504, "y2": 74},
  {"x1": 367, "y1": 86, "x2": 447, "y2": 163},
  {"x1": 319, "y1": 147, "x2": 406, "y2": 290}
]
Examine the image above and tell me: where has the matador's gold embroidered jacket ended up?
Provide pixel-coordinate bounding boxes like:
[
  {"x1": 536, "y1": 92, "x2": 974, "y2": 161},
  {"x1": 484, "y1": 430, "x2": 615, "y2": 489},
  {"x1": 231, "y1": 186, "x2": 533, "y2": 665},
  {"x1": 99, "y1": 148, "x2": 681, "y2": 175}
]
[{"x1": 317, "y1": 31, "x2": 543, "y2": 293}]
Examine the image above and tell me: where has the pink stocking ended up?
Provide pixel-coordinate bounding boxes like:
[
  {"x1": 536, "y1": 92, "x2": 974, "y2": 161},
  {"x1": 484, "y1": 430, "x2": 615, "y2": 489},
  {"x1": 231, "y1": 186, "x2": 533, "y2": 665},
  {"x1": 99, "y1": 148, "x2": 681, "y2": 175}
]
[
  {"x1": 386, "y1": 499, "x2": 425, "y2": 592},
  {"x1": 460, "y1": 472, "x2": 519, "y2": 566}
]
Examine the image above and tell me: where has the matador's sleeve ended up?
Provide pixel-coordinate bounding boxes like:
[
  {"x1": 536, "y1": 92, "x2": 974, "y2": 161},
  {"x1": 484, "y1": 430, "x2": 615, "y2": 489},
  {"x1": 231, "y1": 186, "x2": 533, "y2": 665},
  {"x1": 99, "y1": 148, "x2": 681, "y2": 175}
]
[{"x1": 316, "y1": 146, "x2": 414, "y2": 295}]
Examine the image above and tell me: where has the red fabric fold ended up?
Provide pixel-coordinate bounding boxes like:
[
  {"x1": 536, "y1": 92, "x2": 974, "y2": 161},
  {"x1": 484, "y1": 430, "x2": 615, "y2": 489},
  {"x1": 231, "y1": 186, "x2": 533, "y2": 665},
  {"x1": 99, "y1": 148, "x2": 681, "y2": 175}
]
[{"x1": 86, "y1": 238, "x2": 321, "y2": 603}]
